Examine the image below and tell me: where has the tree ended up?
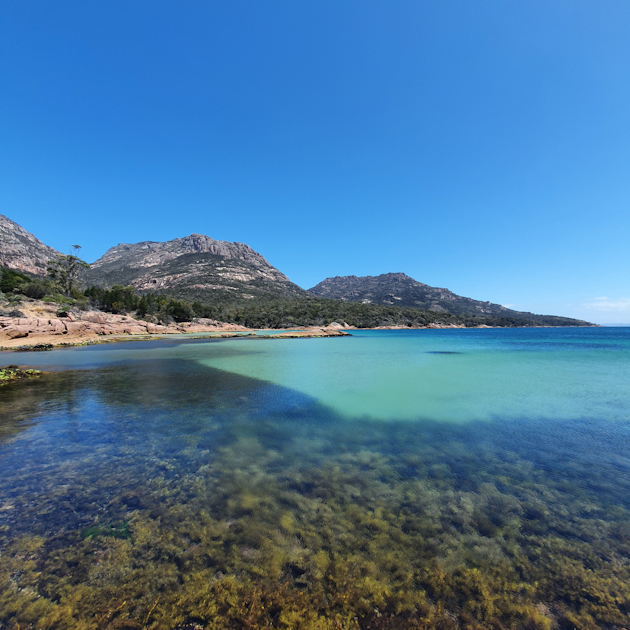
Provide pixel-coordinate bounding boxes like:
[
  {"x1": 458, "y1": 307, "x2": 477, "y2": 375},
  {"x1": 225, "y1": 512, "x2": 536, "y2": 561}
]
[
  {"x1": 0, "y1": 268, "x2": 30, "y2": 294},
  {"x1": 169, "y1": 299, "x2": 194, "y2": 322},
  {"x1": 136, "y1": 296, "x2": 150, "y2": 318},
  {"x1": 47, "y1": 245, "x2": 90, "y2": 297}
]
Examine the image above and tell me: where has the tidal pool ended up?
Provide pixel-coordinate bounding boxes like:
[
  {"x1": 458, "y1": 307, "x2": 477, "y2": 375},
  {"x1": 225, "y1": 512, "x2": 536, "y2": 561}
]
[{"x1": 0, "y1": 328, "x2": 629, "y2": 629}]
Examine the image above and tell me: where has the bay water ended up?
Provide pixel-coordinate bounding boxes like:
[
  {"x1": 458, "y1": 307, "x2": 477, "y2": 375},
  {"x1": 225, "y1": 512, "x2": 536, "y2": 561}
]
[{"x1": 1, "y1": 327, "x2": 629, "y2": 629}]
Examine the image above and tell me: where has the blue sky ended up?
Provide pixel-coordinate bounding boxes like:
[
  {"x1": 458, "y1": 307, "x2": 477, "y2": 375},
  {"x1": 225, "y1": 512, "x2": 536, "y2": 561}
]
[{"x1": 1, "y1": 1, "x2": 629, "y2": 323}]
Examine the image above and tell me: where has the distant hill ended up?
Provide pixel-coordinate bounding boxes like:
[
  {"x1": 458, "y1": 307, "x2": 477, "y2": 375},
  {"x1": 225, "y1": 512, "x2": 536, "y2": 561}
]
[
  {"x1": 83, "y1": 233, "x2": 307, "y2": 303},
  {"x1": 308, "y1": 272, "x2": 588, "y2": 325},
  {"x1": 0, "y1": 214, "x2": 61, "y2": 276},
  {"x1": 0, "y1": 214, "x2": 591, "y2": 326},
  {"x1": 308, "y1": 272, "x2": 519, "y2": 315}
]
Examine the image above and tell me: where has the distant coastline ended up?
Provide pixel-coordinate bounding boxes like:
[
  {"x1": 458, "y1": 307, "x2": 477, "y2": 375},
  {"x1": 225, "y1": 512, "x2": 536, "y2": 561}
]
[{"x1": 1, "y1": 215, "x2": 595, "y2": 329}]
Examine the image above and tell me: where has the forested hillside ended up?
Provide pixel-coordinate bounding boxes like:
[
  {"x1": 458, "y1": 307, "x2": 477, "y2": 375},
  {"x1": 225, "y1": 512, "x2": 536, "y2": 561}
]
[{"x1": 83, "y1": 284, "x2": 593, "y2": 329}]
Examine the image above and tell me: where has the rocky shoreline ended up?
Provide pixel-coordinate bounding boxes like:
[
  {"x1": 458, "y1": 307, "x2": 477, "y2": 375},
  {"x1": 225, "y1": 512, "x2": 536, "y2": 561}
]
[
  {"x1": 0, "y1": 311, "x2": 248, "y2": 349},
  {"x1": 0, "y1": 304, "x2": 350, "y2": 352},
  {"x1": 1, "y1": 307, "x2": 575, "y2": 353},
  {"x1": 366, "y1": 323, "x2": 492, "y2": 330}
]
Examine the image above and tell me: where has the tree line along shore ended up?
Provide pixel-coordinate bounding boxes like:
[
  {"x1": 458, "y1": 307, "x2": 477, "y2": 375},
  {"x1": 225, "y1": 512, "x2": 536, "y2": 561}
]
[{"x1": 1, "y1": 265, "x2": 592, "y2": 334}]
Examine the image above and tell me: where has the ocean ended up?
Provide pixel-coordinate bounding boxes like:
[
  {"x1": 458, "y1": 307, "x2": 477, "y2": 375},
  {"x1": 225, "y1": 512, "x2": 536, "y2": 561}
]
[{"x1": 1, "y1": 327, "x2": 629, "y2": 628}]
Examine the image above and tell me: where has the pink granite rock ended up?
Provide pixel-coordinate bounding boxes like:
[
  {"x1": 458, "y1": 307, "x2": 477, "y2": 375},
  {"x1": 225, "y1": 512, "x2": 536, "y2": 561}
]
[
  {"x1": 146, "y1": 323, "x2": 168, "y2": 334},
  {"x1": 49, "y1": 319, "x2": 67, "y2": 332},
  {"x1": 18, "y1": 318, "x2": 37, "y2": 326},
  {"x1": 122, "y1": 325, "x2": 148, "y2": 335},
  {"x1": 5, "y1": 327, "x2": 29, "y2": 339},
  {"x1": 82, "y1": 312, "x2": 106, "y2": 324},
  {"x1": 64, "y1": 321, "x2": 89, "y2": 334}
]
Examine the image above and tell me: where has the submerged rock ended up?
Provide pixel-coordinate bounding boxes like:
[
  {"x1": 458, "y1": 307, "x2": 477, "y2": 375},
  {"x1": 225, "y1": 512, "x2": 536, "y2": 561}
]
[{"x1": 0, "y1": 365, "x2": 44, "y2": 384}]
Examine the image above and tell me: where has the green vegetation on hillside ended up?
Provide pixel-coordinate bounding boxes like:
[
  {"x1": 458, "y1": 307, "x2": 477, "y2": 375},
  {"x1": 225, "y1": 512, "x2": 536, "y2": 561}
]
[
  {"x1": 0, "y1": 266, "x2": 87, "y2": 314},
  {"x1": 83, "y1": 284, "x2": 591, "y2": 328},
  {"x1": 0, "y1": 268, "x2": 50, "y2": 300},
  {"x1": 83, "y1": 249, "x2": 307, "y2": 302},
  {"x1": 0, "y1": 266, "x2": 592, "y2": 328},
  {"x1": 83, "y1": 285, "x2": 196, "y2": 323}
]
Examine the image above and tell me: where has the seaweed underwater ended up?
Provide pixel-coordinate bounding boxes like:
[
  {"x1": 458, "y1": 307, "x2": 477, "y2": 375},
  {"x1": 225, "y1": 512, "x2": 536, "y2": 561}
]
[{"x1": 0, "y1": 358, "x2": 629, "y2": 629}]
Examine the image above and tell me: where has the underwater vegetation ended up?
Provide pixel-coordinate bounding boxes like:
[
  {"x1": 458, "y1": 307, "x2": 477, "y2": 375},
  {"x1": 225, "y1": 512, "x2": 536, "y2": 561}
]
[
  {"x1": 0, "y1": 361, "x2": 629, "y2": 629},
  {"x1": 0, "y1": 366, "x2": 43, "y2": 385}
]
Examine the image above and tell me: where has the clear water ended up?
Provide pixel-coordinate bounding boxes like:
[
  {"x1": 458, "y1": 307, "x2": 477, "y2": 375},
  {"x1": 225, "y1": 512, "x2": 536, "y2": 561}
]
[
  {"x1": 197, "y1": 327, "x2": 630, "y2": 422},
  {"x1": 1, "y1": 328, "x2": 629, "y2": 629},
  {"x1": 172, "y1": 328, "x2": 303, "y2": 337}
]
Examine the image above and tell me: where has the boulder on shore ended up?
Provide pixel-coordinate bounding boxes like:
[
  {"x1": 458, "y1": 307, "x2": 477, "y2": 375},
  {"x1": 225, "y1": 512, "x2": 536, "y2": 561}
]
[{"x1": 0, "y1": 307, "x2": 250, "y2": 347}]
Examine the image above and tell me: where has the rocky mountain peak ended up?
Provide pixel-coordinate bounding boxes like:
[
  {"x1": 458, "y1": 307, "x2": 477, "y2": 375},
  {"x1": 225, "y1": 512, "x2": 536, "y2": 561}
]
[
  {"x1": 308, "y1": 272, "x2": 513, "y2": 316},
  {"x1": 92, "y1": 233, "x2": 265, "y2": 269},
  {"x1": 84, "y1": 232, "x2": 305, "y2": 303},
  {"x1": 0, "y1": 213, "x2": 61, "y2": 276}
]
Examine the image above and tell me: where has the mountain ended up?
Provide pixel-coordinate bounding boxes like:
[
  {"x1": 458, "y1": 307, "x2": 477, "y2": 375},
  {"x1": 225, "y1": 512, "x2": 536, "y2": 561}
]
[
  {"x1": 0, "y1": 214, "x2": 61, "y2": 276},
  {"x1": 308, "y1": 272, "x2": 572, "y2": 321},
  {"x1": 83, "y1": 233, "x2": 307, "y2": 303},
  {"x1": 0, "y1": 215, "x2": 589, "y2": 325}
]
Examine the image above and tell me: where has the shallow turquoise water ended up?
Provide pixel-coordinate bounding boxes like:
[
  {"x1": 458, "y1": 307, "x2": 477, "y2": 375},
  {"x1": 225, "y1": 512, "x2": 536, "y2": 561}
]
[
  {"x1": 10, "y1": 327, "x2": 630, "y2": 423},
  {"x1": 1, "y1": 328, "x2": 630, "y2": 628},
  {"x1": 196, "y1": 327, "x2": 630, "y2": 422}
]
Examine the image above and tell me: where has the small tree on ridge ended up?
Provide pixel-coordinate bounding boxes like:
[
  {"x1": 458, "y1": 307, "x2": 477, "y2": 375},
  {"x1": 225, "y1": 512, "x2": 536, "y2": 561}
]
[{"x1": 47, "y1": 245, "x2": 90, "y2": 297}]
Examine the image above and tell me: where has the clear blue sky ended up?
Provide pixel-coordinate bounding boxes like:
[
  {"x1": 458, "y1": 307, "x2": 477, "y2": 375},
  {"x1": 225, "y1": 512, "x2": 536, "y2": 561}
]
[{"x1": 1, "y1": 1, "x2": 629, "y2": 323}]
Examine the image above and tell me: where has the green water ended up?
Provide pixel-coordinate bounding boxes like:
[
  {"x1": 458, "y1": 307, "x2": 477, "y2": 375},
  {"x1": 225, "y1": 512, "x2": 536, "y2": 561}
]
[
  {"x1": 0, "y1": 328, "x2": 629, "y2": 629},
  {"x1": 197, "y1": 328, "x2": 630, "y2": 422}
]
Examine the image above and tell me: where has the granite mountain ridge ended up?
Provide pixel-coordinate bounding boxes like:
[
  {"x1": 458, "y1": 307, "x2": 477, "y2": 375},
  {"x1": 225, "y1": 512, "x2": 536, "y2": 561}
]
[
  {"x1": 0, "y1": 214, "x2": 586, "y2": 323},
  {"x1": 83, "y1": 232, "x2": 307, "y2": 303},
  {"x1": 0, "y1": 214, "x2": 62, "y2": 276},
  {"x1": 308, "y1": 272, "x2": 542, "y2": 319}
]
